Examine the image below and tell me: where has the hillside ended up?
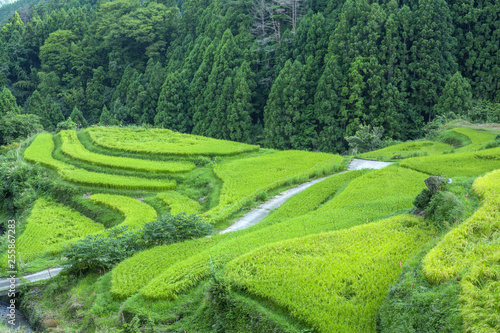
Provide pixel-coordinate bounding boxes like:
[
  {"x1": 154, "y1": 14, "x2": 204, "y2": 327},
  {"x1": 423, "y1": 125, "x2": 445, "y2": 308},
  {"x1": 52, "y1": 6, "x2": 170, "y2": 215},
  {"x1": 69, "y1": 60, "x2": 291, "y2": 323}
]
[
  {"x1": 0, "y1": 123, "x2": 498, "y2": 332},
  {"x1": 0, "y1": 0, "x2": 499, "y2": 154}
]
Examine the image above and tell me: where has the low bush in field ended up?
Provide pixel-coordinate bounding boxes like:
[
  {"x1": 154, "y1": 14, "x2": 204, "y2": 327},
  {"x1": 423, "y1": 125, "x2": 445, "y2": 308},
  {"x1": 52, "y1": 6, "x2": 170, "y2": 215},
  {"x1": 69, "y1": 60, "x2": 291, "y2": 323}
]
[
  {"x1": 225, "y1": 215, "x2": 435, "y2": 333},
  {"x1": 59, "y1": 130, "x2": 195, "y2": 173},
  {"x1": 63, "y1": 213, "x2": 214, "y2": 274},
  {"x1": 423, "y1": 170, "x2": 500, "y2": 279},
  {"x1": 267, "y1": 170, "x2": 366, "y2": 219},
  {"x1": 5, "y1": 198, "x2": 104, "y2": 262},
  {"x1": 90, "y1": 194, "x2": 157, "y2": 229},
  {"x1": 156, "y1": 191, "x2": 201, "y2": 215},
  {"x1": 208, "y1": 150, "x2": 344, "y2": 222},
  {"x1": 24, "y1": 133, "x2": 177, "y2": 190},
  {"x1": 86, "y1": 127, "x2": 260, "y2": 156},
  {"x1": 400, "y1": 147, "x2": 500, "y2": 177},
  {"x1": 359, "y1": 141, "x2": 451, "y2": 161}
]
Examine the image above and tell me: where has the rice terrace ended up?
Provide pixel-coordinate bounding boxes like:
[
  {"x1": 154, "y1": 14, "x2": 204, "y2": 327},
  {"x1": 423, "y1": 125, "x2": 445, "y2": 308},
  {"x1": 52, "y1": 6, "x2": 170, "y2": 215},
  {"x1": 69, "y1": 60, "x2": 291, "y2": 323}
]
[{"x1": 0, "y1": 122, "x2": 498, "y2": 332}]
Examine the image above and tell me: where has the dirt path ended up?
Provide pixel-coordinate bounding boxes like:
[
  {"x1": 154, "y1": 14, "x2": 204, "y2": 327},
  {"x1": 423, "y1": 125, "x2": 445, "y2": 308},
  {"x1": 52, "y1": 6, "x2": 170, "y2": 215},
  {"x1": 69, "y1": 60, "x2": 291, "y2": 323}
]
[{"x1": 221, "y1": 158, "x2": 392, "y2": 233}]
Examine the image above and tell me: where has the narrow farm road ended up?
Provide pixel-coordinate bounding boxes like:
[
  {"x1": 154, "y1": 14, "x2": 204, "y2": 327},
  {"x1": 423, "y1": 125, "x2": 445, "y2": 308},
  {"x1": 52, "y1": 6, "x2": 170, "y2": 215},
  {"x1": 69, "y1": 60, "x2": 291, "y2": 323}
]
[
  {"x1": 0, "y1": 159, "x2": 391, "y2": 287},
  {"x1": 0, "y1": 267, "x2": 64, "y2": 292},
  {"x1": 221, "y1": 158, "x2": 392, "y2": 233}
]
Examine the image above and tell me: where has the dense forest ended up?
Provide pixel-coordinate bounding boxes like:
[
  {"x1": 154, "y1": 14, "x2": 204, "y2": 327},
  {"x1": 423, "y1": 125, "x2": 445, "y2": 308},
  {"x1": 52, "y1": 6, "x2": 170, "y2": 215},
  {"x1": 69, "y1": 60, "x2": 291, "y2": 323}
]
[{"x1": 0, "y1": 0, "x2": 499, "y2": 152}]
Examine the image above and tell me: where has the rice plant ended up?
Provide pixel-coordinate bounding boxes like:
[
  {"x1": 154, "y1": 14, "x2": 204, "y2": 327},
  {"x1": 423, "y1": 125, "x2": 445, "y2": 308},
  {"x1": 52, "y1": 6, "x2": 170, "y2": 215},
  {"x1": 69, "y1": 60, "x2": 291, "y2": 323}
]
[
  {"x1": 24, "y1": 133, "x2": 176, "y2": 190},
  {"x1": 156, "y1": 191, "x2": 201, "y2": 215},
  {"x1": 86, "y1": 127, "x2": 260, "y2": 156},
  {"x1": 59, "y1": 130, "x2": 196, "y2": 173},
  {"x1": 90, "y1": 194, "x2": 158, "y2": 229},
  {"x1": 225, "y1": 215, "x2": 434, "y2": 333}
]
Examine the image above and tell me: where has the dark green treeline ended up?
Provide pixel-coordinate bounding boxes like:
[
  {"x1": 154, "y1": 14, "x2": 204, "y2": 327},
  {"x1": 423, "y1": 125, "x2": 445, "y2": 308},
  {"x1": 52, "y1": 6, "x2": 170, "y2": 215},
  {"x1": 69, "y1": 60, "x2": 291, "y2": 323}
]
[{"x1": 0, "y1": 0, "x2": 499, "y2": 151}]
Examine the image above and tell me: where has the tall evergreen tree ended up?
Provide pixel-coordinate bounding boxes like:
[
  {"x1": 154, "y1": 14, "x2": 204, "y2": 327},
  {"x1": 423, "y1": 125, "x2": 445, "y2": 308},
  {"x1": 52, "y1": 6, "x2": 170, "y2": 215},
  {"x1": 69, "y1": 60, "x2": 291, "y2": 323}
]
[
  {"x1": 27, "y1": 90, "x2": 50, "y2": 129},
  {"x1": 85, "y1": 66, "x2": 107, "y2": 124},
  {"x1": 0, "y1": 87, "x2": 22, "y2": 115},
  {"x1": 264, "y1": 59, "x2": 311, "y2": 150},
  {"x1": 46, "y1": 95, "x2": 65, "y2": 128},
  {"x1": 69, "y1": 106, "x2": 88, "y2": 127},
  {"x1": 155, "y1": 71, "x2": 189, "y2": 132},
  {"x1": 434, "y1": 71, "x2": 473, "y2": 116}
]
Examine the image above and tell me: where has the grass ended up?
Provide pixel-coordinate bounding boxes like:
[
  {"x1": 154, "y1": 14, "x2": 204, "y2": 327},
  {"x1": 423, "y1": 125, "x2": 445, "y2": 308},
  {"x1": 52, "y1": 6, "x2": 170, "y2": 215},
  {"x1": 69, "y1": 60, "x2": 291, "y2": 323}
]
[
  {"x1": 24, "y1": 133, "x2": 177, "y2": 190},
  {"x1": 208, "y1": 150, "x2": 345, "y2": 223},
  {"x1": 359, "y1": 141, "x2": 452, "y2": 161},
  {"x1": 110, "y1": 234, "x2": 227, "y2": 299},
  {"x1": 225, "y1": 215, "x2": 435, "y2": 333},
  {"x1": 137, "y1": 167, "x2": 428, "y2": 301},
  {"x1": 59, "y1": 130, "x2": 196, "y2": 173},
  {"x1": 422, "y1": 169, "x2": 500, "y2": 281},
  {"x1": 437, "y1": 129, "x2": 472, "y2": 148},
  {"x1": 267, "y1": 170, "x2": 367, "y2": 219},
  {"x1": 3, "y1": 198, "x2": 104, "y2": 263},
  {"x1": 90, "y1": 194, "x2": 158, "y2": 229},
  {"x1": 86, "y1": 126, "x2": 260, "y2": 156},
  {"x1": 400, "y1": 147, "x2": 500, "y2": 177},
  {"x1": 453, "y1": 128, "x2": 498, "y2": 152},
  {"x1": 156, "y1": 191, "x2": 201, "y2": 215}
]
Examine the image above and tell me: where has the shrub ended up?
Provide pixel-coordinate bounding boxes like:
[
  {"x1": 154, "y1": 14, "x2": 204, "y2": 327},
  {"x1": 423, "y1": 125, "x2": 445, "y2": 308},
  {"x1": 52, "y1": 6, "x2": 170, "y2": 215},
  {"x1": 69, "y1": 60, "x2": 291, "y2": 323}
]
[
  {"x1": 345, "y1": 124, "x2": 384, "y2": 154},
  {"x1": 141, "y1": 213, "x2": 213, "y2": 247},
  {"x1": 413, "y1": 188, "x2": 432, "y2": 210},
  {"x1": 426, "y1": 191, "x2": 464, "y2": 230}
]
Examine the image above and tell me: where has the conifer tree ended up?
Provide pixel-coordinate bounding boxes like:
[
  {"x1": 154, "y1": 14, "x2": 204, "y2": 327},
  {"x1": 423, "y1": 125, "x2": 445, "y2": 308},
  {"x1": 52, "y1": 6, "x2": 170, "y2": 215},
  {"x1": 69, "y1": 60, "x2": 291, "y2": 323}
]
[
  {"x1": 141, "y1": 60, "x2": 165, "y2": 124},
  {"x1": 69, "y1": 106, "x2": 88, "y2": 128},
  {"x1": 46, "y1": 95, "x2": 65, "y2": 128},
  {"x1": 99, "y1": 105, "x2": 119, "y2": 126},
  {"x1": 27, "y1": 90, "x2": 50, "y2": 129},
  {"x1": 0, "y1": 87, "x2": 22, "y2": 116},
  {"x1": 264, "y1": 59, "x2": 309, "y2": 150},
  {"x1": 227, "y1": 62, "x2": 254, "y2": 142},
  {"x1": 155, "y1": 71, "x2": 189, "y2": 132},
  {"x1": 85, "y1": 66, "x2": 107, "y2": 124},
  {"x1": 434, "y1": 72, "x2": 472, "y2": 116}
]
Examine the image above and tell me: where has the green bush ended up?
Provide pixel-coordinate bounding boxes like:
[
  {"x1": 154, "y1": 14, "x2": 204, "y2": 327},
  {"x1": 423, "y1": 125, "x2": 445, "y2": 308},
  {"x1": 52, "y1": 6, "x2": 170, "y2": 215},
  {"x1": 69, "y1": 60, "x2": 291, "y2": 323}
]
[
  {"x1": 413, "y1": 189, "x2": 432, "y2": 210},
  {"x1": 141, "y1": 213, "x2": 213, "y2": 247},
  {"x1": 426, "y1": 191, "x2": 464, "y2": 229}
]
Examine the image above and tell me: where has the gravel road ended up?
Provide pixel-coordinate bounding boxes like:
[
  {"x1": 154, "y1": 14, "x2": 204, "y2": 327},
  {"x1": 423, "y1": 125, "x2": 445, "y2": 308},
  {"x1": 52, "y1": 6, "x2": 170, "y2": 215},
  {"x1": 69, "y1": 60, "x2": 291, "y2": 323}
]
[{"x1": 0, "y1": 267, "x2": 64, "y2": 292}]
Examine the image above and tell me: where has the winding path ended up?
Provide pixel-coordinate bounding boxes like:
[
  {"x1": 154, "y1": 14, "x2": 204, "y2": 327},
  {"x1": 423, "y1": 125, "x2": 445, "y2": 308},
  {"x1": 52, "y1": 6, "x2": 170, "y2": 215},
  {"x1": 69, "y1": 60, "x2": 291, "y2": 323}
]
[
  {"x1": 0, "y1": 159, "x2": 391, "y2": 287},
  {"x1": 221, "y1": 158, "x2": 392, "y2": 233}
]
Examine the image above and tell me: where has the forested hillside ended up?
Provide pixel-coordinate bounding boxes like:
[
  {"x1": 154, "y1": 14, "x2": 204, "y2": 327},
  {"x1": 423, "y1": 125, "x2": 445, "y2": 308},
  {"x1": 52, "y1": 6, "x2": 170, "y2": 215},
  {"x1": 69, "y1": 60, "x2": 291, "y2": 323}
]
[{"x1": 0, "y1": 0, "x2": 499, "y2": 152}]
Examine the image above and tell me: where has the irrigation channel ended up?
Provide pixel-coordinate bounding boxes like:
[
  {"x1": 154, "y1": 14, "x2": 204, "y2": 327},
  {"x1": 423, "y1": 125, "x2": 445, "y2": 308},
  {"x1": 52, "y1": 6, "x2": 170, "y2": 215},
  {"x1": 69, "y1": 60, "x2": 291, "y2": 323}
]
[{"x1": 0, "y1": 158, "x2": 391, "y2": 331}]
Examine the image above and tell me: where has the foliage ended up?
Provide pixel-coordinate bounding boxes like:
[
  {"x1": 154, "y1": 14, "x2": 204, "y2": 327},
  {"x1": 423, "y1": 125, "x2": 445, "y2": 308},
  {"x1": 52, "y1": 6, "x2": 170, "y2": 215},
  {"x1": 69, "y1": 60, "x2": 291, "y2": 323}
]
[
  {"x1": 225, "y1": 215, "x2": 434, "y2": 332},
  {"x1": 434, "y1": 71, "x2": 473, "y2": 117},
  {"x1": 59, "y1": 130, "x2": 196, "y2": 173},
  {"x1": 0, "y1": 112, "x2": 42, "y2": 145},
  {"x1": 345, "y1": 124, "x2": 385, "y2": 154},
  {"x1": 437, "y1": 129, "x2": 472, "y2": 148},
  {"x1": 24, "y1": 133, "x2": 177, "y2": 190},
  {"x1": 156, "y1": 191, "x2": 201, "y2": 215},
  {"x1": 141, "y1": 213, "x2": 213, "y2": 246},
  {"x1": 63, "y1": 212, "x2": 213, "y2": 274},
  {"x1": 86, "y1": 127, "x2": 260, "y2": 156},
  {"x1": 4, "y1": 197, "x2": 104, "y2": 263},
  {"x1": 425, "y1": 191, "x2": 464, "y2": 230},
  {"x1": 90, "y1": 194, "x2": 157, "y2": 229}
]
